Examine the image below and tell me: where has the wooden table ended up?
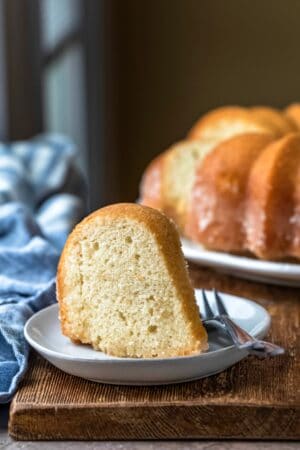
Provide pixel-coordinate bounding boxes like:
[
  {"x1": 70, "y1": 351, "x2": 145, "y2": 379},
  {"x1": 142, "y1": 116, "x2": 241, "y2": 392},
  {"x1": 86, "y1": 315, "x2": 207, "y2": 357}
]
[{"x1": 8, "y1": 265, "x2": 300, "y2": 441}]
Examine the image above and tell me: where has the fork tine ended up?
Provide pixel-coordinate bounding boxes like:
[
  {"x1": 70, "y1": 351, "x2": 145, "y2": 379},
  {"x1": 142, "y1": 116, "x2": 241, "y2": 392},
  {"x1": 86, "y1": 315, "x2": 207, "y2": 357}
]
[
  {"x1": 201, "y1": 289, "x2": 215, "y2": 319},
  {"x1": 213, "y1": 289, "x2": 228, "y2": 316}
]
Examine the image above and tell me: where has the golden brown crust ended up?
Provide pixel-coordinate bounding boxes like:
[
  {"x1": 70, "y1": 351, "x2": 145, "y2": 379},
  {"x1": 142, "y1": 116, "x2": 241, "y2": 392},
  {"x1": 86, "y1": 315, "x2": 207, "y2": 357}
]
[
  {"x1": 187, "y1": 106, "x2": 271, "y2": 141},
  {"x1": 139, "y1": 154, "x2": 165, "y2": 210},
  {"x1": 245, "y1": 133, "x2": 300, "y2": 259},
  {"x1": 185, "y1": 132, "x2": 300, "y2": 260},
  {"x1": 57, "y1": 232, "x2": 84, "y2": 340},
  {"x1": 185, "y1": 133, "x2": 275, "y2": 252},
  {"x1": 284, "y1": 103, "x2": 300, "y2": 130},
  {"x1": 57, "y1": 203, "x2": 207, "y2": 355},
  {"x1": 56, "y1": 232, "x2": 69, "y2": 337},
  {"x1": 250, "y1": 106, "x2": 296, "y2": 136}
]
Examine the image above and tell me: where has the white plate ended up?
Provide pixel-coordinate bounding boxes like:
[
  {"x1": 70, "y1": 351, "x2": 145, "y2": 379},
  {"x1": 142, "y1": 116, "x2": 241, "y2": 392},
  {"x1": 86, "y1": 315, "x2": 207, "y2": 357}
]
[
  {"x1": 25, "y1": 290, "x2": 270, "y2": 385},
  {"x1": 182, "y1": 237, "x2": 300, "y2": 287}
]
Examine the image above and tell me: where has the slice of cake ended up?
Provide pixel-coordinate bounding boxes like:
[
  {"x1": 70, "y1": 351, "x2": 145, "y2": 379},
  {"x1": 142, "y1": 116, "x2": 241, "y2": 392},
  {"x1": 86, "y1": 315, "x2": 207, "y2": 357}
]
[{"x1": 57, "y1": 203, "x2": 208, "y2": 358}]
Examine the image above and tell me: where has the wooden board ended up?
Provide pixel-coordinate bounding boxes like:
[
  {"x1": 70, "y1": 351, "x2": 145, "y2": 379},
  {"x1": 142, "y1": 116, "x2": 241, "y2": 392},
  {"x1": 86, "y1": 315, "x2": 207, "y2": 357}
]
[{"x1": 9, "y1": 265, "x2": 300, "y2": 440}]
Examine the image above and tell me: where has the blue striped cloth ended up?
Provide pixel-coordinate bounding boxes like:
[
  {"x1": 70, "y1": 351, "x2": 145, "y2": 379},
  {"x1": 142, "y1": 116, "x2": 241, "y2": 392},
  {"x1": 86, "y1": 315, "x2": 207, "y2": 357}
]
[{"x1": 0, "y1": 134, "x2": 85, "y2": 403}]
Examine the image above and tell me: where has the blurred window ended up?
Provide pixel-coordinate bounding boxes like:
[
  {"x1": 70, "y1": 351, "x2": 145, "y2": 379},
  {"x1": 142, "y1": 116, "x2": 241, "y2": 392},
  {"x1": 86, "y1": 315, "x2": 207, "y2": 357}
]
[
  {"x1": 2, "y1": 0, "x2": 88, "y2": 173},
  {"x1": 1, "y1": 0, "x2": 115, "y2": 208},
  {"x1": 40, "y1": 0, "x2": 87, "y2": 172},
  {"x1": 41, "y1": 0, "x2": 81, "y2": 51}
]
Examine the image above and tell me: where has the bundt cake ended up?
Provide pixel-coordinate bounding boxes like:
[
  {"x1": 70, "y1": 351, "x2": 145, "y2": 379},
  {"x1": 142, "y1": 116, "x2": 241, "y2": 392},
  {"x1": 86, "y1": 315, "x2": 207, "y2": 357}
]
[
  {"x1": 186, "y1": 132, "x2": 300, "y2": 260},
  {"x1": 140, "y1": 105, "x2": 296, "y2": 225},
  {"x1": 57, "y1": 203, "x2": 208, "y2": 358},
  {"x1": 140, "y1": 104, "x2": 300, "y2": 261}
]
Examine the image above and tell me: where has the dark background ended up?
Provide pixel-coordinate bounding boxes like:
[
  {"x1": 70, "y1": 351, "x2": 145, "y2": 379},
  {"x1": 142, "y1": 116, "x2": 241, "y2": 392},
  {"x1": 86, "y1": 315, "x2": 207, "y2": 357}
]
[{"x1": 1, "y1": 0, "x2": 300, "y2": 209}]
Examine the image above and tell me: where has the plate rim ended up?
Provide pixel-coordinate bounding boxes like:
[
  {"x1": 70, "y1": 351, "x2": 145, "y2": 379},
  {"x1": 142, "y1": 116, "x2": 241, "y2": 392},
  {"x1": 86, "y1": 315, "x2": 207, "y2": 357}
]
[
  {"x1": 25, "y1": 290, "x2": 271, "y2": 364},
  {"x1": 181, "y1": 237, "x2": 300, "y2": 278}
]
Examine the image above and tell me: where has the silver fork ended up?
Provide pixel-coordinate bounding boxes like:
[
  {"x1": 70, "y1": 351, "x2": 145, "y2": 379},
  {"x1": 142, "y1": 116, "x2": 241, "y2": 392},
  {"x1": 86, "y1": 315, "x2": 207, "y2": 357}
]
[{"x1": 201, "y1": 289, "x2": 285, "y2": 358}]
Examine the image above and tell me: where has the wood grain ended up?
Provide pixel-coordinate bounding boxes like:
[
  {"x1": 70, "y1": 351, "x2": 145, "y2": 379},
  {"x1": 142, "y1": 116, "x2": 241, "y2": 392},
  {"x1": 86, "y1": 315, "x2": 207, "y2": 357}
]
[{"x1": 9, "y1": 265, "x2": 300, "y2": 440}]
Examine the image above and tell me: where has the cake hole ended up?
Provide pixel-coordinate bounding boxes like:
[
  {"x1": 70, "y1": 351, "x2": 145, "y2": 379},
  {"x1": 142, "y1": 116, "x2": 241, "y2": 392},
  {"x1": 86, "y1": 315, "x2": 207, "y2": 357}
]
[
  {"x1": 96, "y1": 336, "x2": 102, "y2": 344},
  {"x1": 93, "y1": 242, "x2": 99, "y2": 251},
  {"x1": 135, "y1": 254, "x2": 140, "y2": 260},
  {"x1": 148, "y1": 325, "x2": 157, "y2": 333},
  {"x1": 118, "y1": 311, "x2": 127, "y2": 324},
  {"x1": 125, "y1": 236, "x2": 132, "y2": 244},
  {"x1": 147, "y1": 295, "x2": 154, "y2": 301},
  {"x1": 149, "y1": 308, "x2": 154, "y2": 316}
]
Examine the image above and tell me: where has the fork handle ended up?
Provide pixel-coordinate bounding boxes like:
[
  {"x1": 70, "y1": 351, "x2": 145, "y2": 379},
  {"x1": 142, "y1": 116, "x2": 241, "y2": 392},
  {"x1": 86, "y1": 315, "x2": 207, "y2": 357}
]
[{"x1": 219, "y1": 316, "x2": 284, "y2": 358}]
